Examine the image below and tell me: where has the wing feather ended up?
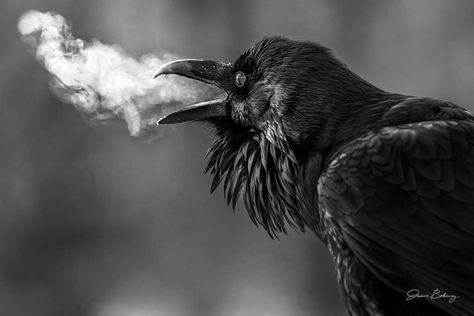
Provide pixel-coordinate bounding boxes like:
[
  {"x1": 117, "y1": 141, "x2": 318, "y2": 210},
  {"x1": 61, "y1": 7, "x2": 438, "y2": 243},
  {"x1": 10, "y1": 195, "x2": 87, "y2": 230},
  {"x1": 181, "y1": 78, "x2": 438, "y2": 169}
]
[{"x1": 319, "y1": 119, "x2": 474, "y2": 315}]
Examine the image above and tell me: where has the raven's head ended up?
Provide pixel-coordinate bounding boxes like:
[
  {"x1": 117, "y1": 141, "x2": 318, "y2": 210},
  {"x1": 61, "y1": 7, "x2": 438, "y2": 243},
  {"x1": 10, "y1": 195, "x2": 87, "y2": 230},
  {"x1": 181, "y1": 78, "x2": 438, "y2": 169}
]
[{"x1": 155, "y1": 36, "x2": 383, "y2": 236}]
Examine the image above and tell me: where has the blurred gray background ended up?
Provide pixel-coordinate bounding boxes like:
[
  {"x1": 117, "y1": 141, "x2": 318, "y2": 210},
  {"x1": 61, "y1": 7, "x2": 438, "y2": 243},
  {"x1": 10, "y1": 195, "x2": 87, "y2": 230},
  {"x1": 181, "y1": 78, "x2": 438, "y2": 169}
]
[{"x1": 2, "y1": 0, "x2": 474, "y2": 315}]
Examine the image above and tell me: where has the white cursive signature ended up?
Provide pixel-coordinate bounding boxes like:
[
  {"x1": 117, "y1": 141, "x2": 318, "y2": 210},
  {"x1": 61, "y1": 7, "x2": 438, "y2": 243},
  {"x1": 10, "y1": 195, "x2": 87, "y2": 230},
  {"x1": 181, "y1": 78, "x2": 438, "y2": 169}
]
[{"x1": 406, "y1": 288, "x2": 460, "y2": 304}]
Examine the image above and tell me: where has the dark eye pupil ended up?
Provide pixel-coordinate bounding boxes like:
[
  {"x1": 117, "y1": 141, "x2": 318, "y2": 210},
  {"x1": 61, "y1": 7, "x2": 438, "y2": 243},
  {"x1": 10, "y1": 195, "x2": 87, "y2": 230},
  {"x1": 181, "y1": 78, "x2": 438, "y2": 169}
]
[{"x1": 235, "y1": 71, "x2": 246, "y2": 87}]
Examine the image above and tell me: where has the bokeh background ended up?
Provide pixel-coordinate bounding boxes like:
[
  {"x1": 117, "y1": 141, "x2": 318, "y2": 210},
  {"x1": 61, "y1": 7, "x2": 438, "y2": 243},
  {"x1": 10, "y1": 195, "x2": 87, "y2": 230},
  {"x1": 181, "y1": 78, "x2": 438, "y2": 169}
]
[{"x1": 2, "y1": 1, "x2": 474, "y2": 315}]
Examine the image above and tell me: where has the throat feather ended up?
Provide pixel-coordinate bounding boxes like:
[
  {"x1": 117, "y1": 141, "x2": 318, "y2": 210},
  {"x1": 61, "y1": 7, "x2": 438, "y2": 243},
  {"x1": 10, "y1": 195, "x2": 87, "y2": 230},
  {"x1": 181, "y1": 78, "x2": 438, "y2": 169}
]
[{"x1": 206, "y1": 123, "x2": 305, "y2": 237}]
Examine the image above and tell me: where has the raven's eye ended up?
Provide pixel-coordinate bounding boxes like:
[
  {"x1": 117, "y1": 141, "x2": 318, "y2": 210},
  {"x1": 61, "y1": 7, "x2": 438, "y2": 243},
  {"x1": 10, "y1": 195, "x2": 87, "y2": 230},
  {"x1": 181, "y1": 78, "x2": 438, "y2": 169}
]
[{"x1": 234, "y1": 71, "x2": 246, "y2": 88}]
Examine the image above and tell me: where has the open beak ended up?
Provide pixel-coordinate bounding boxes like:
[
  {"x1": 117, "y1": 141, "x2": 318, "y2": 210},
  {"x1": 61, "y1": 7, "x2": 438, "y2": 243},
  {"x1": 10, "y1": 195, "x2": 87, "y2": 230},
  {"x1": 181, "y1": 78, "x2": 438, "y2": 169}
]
[{"x1": 154, "y1": 59, "x2": 232, "y2": 124}]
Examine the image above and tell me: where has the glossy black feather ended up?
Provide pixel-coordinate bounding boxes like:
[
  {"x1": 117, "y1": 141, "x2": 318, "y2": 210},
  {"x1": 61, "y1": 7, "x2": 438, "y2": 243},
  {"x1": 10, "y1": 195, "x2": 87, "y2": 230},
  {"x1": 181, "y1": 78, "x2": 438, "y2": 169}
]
[
  {"x1": 206, "y1": 115, "x2": 305, "y2": 237},
  {"x1": 319, "y1": 113, "x2": 474, "y2": 316}
]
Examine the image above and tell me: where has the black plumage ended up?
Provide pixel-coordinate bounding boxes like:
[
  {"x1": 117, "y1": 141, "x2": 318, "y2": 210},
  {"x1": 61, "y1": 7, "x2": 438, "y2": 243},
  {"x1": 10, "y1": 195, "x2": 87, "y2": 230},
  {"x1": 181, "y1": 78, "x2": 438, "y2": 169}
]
[{"x1": 156, "y1": 36, "x2": 474, "y2": 316}]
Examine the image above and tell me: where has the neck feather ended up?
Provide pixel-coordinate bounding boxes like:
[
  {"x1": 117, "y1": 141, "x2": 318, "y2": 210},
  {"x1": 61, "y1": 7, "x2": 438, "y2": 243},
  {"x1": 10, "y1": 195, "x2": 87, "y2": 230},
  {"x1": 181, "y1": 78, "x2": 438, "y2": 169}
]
[{"x1": 206, "y1": 119, "x2": 309, "y2": 237}]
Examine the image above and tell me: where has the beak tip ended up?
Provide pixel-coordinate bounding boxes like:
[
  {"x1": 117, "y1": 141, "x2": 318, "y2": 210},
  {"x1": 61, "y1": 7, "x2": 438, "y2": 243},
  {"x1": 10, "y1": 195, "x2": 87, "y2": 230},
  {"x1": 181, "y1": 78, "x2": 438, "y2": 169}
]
[
  {"x1": 153, "y1": 71, "x2": 164, "y2": 79},
  {"x1": 154, "y1": 63, "x2": 172, "y2": 79},
  {"x1": 156, "y1": 116, "x2": 167, "y2": 125},
  {"x1": 157, "y1": 115, "x2": 179, "y2": 125}
]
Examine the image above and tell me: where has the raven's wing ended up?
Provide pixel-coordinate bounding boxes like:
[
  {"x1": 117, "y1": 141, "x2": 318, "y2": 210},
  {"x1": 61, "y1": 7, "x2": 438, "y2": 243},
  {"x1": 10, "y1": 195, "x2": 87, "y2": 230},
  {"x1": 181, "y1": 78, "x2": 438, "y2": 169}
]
[{"x1": 318, "y1": 119, "x2": 474, "y2": 316}]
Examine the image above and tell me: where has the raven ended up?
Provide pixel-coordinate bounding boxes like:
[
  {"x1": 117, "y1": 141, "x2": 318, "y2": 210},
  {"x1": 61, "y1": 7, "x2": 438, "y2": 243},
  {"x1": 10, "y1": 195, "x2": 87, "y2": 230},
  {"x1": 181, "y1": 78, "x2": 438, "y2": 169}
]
[{"x1": 155, "y1": 36, "x2": 474, "y2": 316}]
